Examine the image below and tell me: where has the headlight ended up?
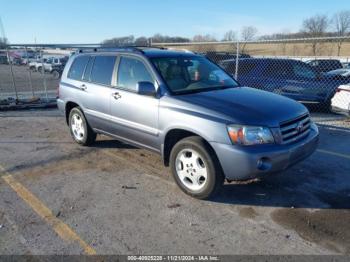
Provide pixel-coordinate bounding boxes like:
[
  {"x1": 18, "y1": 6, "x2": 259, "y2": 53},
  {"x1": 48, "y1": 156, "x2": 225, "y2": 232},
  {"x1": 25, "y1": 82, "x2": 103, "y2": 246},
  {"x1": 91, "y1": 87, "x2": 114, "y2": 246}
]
[{"x1": 227, "y1": 125, "x2": 275, "y2": 145}]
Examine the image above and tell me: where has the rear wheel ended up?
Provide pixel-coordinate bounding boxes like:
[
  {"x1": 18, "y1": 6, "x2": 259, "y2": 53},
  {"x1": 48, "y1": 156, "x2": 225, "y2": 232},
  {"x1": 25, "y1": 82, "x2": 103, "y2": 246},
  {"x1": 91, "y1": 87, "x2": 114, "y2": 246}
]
[
  {"x1": 51, "y1": 70, "x2": 60, "y2": 79},
  {"x1": 169, "y1": 136, "x2": 224, "y2": 199},
  {"x1": 69, "y1": 107, "x2": 96, "y2": 146}
]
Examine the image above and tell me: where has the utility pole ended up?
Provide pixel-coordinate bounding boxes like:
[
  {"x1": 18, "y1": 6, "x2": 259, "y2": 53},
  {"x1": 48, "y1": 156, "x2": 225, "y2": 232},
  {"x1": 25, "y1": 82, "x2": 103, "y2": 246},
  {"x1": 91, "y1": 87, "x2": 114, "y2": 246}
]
[{"x1": 0, "y1": 16, "x2": 6, "y2": 39}]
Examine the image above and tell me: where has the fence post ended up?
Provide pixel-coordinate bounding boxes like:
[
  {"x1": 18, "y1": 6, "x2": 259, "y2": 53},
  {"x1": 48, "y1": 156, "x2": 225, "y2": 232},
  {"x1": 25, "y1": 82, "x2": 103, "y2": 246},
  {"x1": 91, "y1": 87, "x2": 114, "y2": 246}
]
[
  {"x1": 235, "y1": 40, "x2": 239, "y2": 79},
  {"x1": 0, "y1": 66, "x2": 1, "y2": 92},
  {"x1": 25, "y1": 46, "x2": 34, "y2": 97},
  {"x1": 39, "y1": 48, "x2": 49, "y2": 101},
  {"x1": 6, "y1": 48, "x2": 19, "y2": 102}
]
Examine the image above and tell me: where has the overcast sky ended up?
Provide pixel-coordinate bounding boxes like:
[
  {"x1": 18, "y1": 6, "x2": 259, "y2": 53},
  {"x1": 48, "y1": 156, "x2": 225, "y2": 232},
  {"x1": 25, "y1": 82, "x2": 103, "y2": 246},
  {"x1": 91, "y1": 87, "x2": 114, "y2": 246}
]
[{"x1": 1, "y1": 0, "x2": 350, "y2": 44}]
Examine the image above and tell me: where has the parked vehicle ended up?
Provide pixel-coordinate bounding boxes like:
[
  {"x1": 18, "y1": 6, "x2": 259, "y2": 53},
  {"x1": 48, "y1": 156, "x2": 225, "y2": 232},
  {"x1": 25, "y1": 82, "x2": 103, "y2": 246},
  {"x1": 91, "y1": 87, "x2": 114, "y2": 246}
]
[
  {"x1": 29, "y1": 58, "x2": 47, "y2": 71},
  {"x1": 222, "y1": 58, "x2": 348, "y2": 109},
  {"x1": 0, "y1": 55, "x2": 8, "y2": 64},
  {"x1": 29, "y1": 56, "x2": 68, "y2": 73},
  {"x1": 58, "y1": 47, "x2": 319, "y2": 199},
  {"x1": 12, "y1": 57, "x2": 25, "y2": 65},
  {"x1": 331, "y1": 84, "x2": 350, "y2": 115},
  {"x1": 306, "y1": 59, "x2": 343, "y2": 73}
]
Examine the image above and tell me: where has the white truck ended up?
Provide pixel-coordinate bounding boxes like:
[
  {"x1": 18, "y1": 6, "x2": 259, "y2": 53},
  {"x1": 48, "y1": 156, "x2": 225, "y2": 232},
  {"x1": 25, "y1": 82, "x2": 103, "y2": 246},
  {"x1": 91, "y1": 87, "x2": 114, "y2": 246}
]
[{"x1": 29, "y1": 56, "x2": 68, "y2": 72}]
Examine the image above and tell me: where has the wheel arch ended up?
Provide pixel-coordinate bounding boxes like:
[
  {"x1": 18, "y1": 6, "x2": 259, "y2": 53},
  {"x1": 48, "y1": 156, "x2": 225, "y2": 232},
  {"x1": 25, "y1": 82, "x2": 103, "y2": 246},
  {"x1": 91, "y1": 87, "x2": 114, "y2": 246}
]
[
  {"x1": 162, "y1": 127, "x2": 218, "y2": 167},
  {"x1": 65, "y1": 101, "x2": 81, "y2": 125}
]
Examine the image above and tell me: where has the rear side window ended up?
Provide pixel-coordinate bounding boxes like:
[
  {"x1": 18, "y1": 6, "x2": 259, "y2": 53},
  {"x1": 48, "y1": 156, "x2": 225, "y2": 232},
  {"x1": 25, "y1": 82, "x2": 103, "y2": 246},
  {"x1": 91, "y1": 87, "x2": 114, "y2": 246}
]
[
  {"x1": 236, "y1": 62, "x2": 256, "y2": 76},
  {"x1": 264, "y1": 61, "x2": 293, "y2": 78},
  {"x1": 83, "y1": 56, "x2": 94, "y2": 81},
  {"x1": 223, "y1": 61, "x2": 255, "y2": 76},
  {"x1": 68, "y1": 56, "x2": 90, "y2": 80},
  {"x1": 90, "y1": 56, "x2": 116, "y2": 85},
  {"x1": 309, "y1": 60, "x2": 318, "y2": 66}
]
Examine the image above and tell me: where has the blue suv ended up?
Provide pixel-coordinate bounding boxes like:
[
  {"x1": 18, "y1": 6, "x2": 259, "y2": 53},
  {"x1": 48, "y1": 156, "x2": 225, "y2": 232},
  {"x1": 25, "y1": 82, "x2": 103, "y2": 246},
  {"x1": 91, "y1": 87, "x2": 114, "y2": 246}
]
[
  {"x1": 58, "y1": 48, "x2": 319, "y2": 199},
  {"x1": 221, "y1": 58, "x2": 347, "y2": 109}
]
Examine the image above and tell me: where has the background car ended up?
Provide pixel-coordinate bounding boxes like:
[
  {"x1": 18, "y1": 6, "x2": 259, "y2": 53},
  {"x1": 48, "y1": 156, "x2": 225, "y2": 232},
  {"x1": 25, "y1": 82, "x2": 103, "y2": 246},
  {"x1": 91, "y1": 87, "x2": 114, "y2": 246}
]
[
  {"x1": 306, "y1": 59, "x2": 343, "y2": 73},
  {"x1": 222, "y1": 58, "x2": 349, "y2": 110},
  {"x1": 29, "y1": 56, "x2": 68, "y2": 73},
  {"x1": 331, "y1": 84, "x2": 350, "y2": 115},
  {"x1": 0, "y1": 55, "x2": 8, "y2": 64}
]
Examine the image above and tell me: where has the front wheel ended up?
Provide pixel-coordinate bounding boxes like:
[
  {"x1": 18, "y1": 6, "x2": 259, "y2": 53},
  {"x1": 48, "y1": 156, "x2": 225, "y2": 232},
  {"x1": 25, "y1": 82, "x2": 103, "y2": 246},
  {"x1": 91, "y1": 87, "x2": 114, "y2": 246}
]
[
  {"x1": 169, "y1": 136, "x2": 224, "y2": 199},
  {"x1": 69, "y1": 107, "x2": 96, "y2": 146}
]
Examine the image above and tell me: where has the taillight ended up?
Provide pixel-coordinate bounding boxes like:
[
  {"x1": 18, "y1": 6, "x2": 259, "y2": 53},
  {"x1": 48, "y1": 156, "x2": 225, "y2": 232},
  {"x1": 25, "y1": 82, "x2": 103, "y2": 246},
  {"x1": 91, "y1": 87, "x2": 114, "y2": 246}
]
[{"x1": 56, "y1": 85, "x2": 60, "y2": 98}]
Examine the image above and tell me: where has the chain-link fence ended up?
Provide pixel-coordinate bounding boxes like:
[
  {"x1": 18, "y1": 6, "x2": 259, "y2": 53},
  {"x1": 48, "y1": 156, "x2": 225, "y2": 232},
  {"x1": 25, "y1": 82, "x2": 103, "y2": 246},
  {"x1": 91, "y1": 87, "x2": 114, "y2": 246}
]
[
  {"x1": 1, "y1": 37, "x2": 350, "y2": 113},
  {"x1": 154, "y1": 36, "x2": 350, "y2": 113},
  {"x1": 0, "y1": 44, "x2": 97, "y2": 107}
]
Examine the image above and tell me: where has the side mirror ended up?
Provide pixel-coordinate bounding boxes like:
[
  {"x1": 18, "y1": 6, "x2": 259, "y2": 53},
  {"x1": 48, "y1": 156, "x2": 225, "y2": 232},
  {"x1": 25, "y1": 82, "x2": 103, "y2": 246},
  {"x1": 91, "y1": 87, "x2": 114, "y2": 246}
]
[{"x1": 136, "y1": 81, "x2": 156, "y2": 96}]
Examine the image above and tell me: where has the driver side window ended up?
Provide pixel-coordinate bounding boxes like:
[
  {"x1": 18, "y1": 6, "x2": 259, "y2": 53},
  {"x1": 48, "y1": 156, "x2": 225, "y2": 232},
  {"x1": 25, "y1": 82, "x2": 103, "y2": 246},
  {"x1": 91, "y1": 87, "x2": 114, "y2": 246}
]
[{"x1": 117, "y1": 57, "x2": 154, "y2": 91}]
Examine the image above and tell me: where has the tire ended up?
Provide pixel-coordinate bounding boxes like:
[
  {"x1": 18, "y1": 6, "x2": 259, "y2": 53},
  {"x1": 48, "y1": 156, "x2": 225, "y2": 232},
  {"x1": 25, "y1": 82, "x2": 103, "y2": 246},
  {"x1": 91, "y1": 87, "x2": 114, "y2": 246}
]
[
  {"x1": 51, "y1": 70, "x2": 60, "y2": 79},
  {"x1": 169, "y1": 136, "x2": 224, "y2": 199},
  {"x1": 68, "y1": 107, "x2": 96, "y2": 146}
]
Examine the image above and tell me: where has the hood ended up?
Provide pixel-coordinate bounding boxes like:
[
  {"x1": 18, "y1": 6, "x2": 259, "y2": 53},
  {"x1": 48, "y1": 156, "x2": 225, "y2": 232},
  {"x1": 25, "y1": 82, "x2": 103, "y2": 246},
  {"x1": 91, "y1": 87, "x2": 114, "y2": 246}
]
[{"x1": 168, "y1": 87, "x2": 308, "y2": 127}]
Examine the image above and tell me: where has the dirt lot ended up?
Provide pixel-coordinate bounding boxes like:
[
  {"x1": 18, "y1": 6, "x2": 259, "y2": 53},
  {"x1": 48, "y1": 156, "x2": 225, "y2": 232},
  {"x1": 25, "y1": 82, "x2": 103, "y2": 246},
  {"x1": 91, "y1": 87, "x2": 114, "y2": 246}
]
[{"x1": 0, "y1": 109, "x2": 349, "y2": 255}]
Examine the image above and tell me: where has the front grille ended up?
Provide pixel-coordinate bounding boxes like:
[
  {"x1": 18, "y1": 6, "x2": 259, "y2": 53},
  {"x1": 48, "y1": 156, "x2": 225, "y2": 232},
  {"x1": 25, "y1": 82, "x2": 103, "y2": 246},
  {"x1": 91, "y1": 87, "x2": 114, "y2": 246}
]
[{"x1": 279, "y1": 114, "x2": 311, "y2": 144}]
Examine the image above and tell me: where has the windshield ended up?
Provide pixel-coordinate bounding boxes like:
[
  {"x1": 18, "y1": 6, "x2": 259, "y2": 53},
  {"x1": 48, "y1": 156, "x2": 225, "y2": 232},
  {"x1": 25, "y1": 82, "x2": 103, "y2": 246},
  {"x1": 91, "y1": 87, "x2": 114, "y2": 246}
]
[{"x1": 151, "y1": 56, "x2": 239, "y2": 94}]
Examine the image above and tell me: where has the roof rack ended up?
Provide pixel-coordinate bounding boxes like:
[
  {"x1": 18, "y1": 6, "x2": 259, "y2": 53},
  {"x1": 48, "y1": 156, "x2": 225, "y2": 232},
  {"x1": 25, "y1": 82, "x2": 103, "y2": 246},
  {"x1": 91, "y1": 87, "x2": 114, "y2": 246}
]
[{"x1": 77, "y1": 46, "x2": 167, "y2": 54}]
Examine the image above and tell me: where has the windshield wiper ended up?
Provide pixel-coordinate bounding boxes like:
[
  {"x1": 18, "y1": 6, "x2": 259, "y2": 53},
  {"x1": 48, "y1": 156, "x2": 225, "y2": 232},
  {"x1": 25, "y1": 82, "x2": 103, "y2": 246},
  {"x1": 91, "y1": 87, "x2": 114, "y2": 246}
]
[
  {"x1": 173, "y1": 85, "x2": 237, "y2": 95},
  {"x1": 212, "y1": 85, "x2": 236, "y2": 90}
]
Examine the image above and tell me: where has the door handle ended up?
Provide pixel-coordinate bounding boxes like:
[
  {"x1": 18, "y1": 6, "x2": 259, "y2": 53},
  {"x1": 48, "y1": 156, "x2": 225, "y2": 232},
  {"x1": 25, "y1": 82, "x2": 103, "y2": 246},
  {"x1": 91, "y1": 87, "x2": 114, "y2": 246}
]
[
  {"x1": 79, "y1": 84, "x2": 87, "y2": 91},
  {"x1": 112, "y1": 92, "x2": 122, "y2": 100}
]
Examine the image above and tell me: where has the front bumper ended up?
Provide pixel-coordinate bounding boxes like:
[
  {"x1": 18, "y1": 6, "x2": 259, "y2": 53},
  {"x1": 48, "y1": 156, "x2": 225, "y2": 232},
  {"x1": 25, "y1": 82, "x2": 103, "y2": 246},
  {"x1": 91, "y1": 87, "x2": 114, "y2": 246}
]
[
  {"x1": 210, "y1": 123, "x2": 319, "y2": 180},
  {"x1": 331, "y1": 106, "x2": 349, "y2": 116}
]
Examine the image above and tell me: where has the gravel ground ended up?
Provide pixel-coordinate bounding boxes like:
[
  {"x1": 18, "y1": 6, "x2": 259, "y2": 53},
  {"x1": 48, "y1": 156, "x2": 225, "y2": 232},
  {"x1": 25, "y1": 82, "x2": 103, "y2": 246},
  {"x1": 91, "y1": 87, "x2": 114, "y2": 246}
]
[{"x1": 0, "y1": 109, "x2": 349, "y2": 255}]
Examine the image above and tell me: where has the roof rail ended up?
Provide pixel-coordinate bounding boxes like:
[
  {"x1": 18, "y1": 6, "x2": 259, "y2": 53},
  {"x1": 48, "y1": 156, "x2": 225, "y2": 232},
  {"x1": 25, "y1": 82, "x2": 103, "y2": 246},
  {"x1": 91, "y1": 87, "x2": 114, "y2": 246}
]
[
  {"x1": 77, "y1": 46, "x2": 168, "y2": 54},
  {"x1": 166, "y1": 47, "x2": 194, "y2": 54}
]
